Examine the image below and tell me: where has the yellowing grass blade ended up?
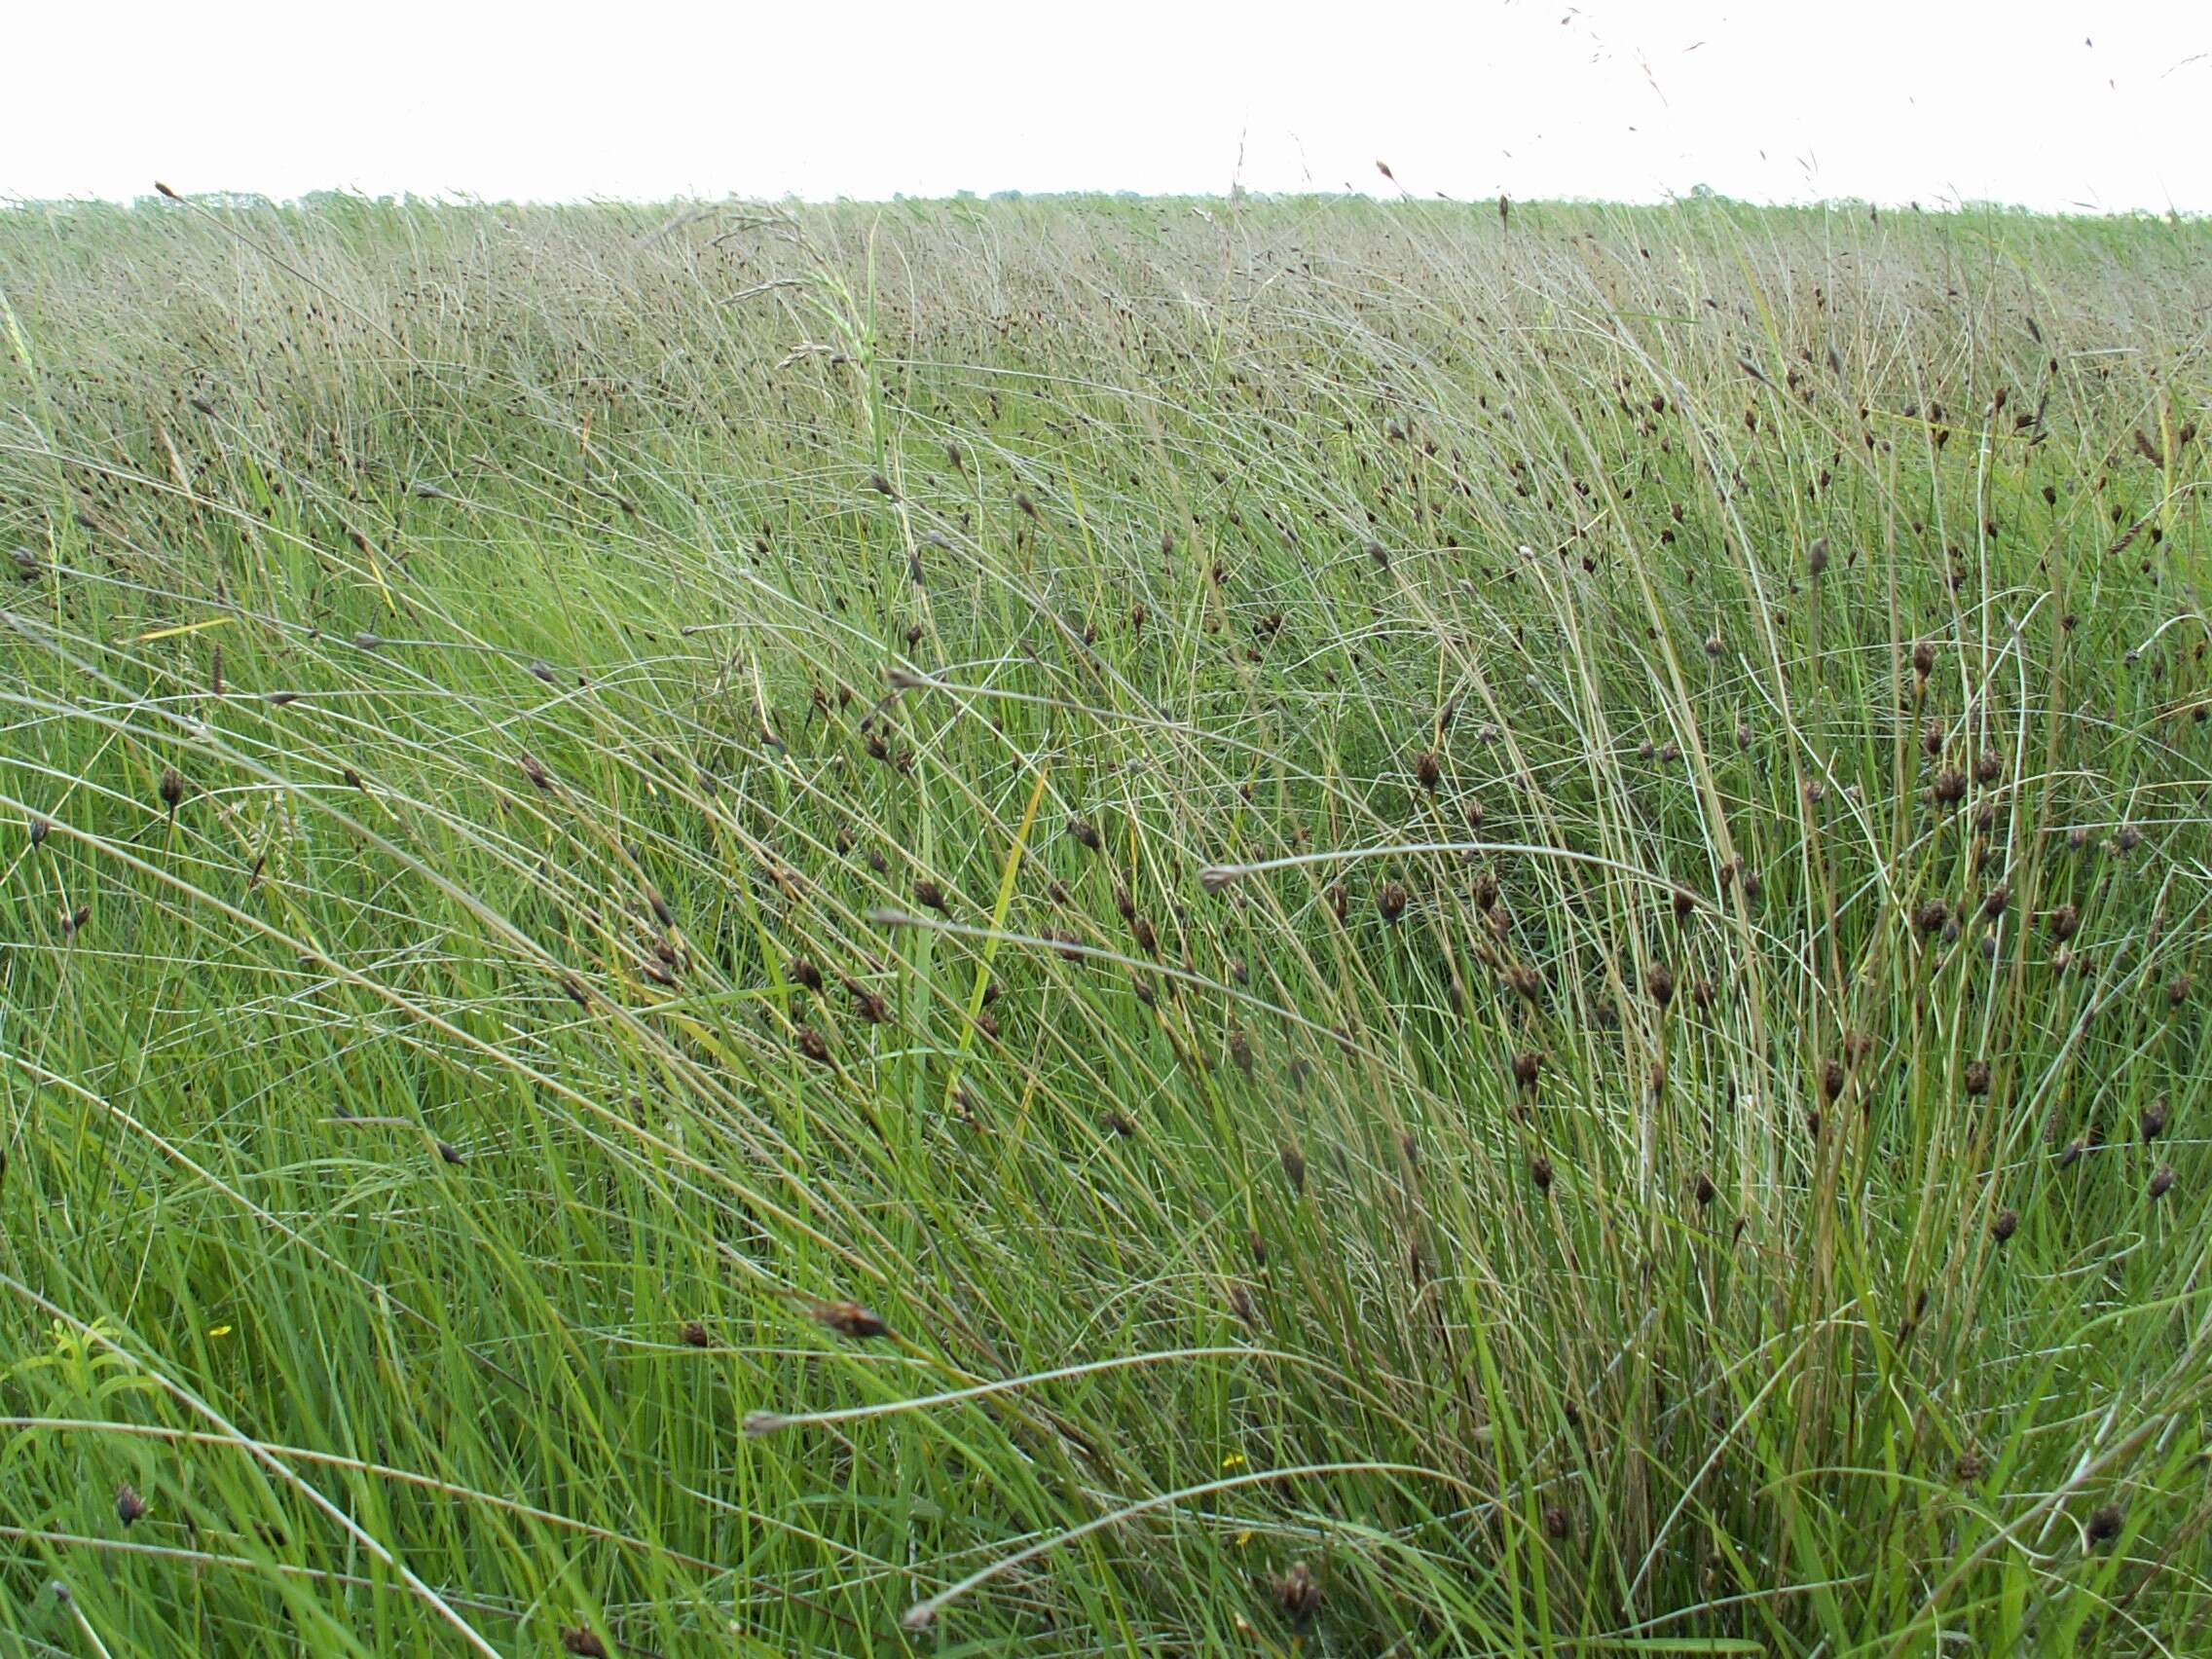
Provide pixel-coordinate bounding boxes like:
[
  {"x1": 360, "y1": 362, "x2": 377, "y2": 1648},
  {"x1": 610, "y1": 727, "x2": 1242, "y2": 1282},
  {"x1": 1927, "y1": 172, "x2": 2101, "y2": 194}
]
[{"x1": 132, "y1": 616, "x2": 237, "y2": 644}]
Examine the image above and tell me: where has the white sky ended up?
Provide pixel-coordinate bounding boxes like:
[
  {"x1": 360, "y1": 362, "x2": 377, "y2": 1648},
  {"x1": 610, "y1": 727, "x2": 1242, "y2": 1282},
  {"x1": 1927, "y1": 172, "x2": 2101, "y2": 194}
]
[{"x1": 8, "y1": 1, "x2": 2206, "y2": 212}]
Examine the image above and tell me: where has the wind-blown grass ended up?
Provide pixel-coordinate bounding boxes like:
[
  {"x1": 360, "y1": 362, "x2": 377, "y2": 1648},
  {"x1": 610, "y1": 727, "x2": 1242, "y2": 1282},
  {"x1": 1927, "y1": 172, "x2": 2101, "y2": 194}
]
[{"x1": 1, "y1": 191, "x2": 2208, "y2": 1655}]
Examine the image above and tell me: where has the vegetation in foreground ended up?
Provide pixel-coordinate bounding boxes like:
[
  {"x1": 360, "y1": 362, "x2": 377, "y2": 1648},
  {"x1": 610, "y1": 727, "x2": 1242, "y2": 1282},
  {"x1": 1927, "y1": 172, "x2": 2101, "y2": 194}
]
[{"x1": 2, "y1": 193, "x2": 2210, "y2": 1655}]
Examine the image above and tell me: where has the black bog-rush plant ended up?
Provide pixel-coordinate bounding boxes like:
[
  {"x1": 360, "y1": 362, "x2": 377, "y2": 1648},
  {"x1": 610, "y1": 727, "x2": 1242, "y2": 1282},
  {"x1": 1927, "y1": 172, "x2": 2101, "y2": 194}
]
[{"x1": 0, "y1": 193, "x2": 2206, "y2": 1655}]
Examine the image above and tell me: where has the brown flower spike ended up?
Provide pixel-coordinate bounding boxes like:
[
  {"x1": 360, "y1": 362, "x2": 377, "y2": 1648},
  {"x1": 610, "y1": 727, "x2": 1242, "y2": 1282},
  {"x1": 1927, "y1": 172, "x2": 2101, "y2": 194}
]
[{"x1": 812, "y1": 1300, "x2": 891, "y2": 1340}]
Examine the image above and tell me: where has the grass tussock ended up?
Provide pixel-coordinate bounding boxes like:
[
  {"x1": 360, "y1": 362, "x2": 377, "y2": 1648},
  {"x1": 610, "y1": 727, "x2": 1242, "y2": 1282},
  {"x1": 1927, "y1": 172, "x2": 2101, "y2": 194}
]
[{"x1": 1, "y1": 191, "x2": 2210, "y2": 1654}]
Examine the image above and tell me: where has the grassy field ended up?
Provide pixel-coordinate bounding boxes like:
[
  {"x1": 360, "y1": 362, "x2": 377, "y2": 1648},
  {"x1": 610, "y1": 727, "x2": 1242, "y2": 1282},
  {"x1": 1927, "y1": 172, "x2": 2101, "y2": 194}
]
[{"x1": 1, "y1": 191, "x2": 2209, "y2": 1655}]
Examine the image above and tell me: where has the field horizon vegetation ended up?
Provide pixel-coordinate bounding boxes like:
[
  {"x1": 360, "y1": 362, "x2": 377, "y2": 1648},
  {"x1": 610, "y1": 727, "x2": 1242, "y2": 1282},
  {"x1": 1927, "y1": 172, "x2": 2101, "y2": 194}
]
[{"x1": 2, "y1": 189, "x2": 2209, "y2": 1654}]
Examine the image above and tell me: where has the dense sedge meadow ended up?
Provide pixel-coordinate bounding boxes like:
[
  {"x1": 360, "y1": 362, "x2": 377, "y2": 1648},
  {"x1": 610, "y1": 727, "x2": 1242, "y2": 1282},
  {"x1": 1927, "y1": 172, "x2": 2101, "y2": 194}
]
[{"x1": 0, "y1": 191, "x2": 2207, "y2": 1656}]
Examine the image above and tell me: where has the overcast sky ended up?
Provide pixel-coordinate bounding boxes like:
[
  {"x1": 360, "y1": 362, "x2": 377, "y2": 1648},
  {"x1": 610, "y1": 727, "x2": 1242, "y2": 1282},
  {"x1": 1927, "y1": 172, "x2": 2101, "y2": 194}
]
[{"x1": 9, "y1": 2, "x2": 2206, "y2": 212}]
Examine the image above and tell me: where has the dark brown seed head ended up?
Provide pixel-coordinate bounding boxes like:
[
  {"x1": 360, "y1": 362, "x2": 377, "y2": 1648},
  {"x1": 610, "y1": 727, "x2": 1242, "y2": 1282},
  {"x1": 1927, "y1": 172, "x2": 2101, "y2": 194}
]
[
  {"x1": 2149, "y1": 1163, "x2": 2176, "y2": 1199},
  {"x1": 1955, "y1": 1450, "x2": 1986, "y2": 1482},
  {"x1": 1646, "y1": 962, "x2": 1675, "y2": 1008},
  {"x1": 1991, "y1": 1207, "x2": 2018, "y2": 1243},
  {"x1": 561, "y1": 1627, "x2": 610, "y2": 1658},
  {"x1": 795, "y1": 1026, "x2": 832, "y2": 1066},
  {"x1": 1274, "y1": 1562, "x2": 1321, "y2": 1631},
  {"x1": 1975, "y1": 748, "x2": 2004, "y2": 785},
  {"x1": 1414, "y1": 749, "x2": 1441, "y2": 792},
  {"x1": 1227, "y1": 1281, "x2": 1256, "y2": 1327},
  {"x1": 158, "y1": 767, "x2": 184, "y2": 810},
  {"x1": 680, "y1": 1320, "x2": 711, "y2": 1348},
  {"x1": 1069, "y1": 816, "x2": 1101, "y2": 851},
  {"x1": 1377, "y1": 881, "x2": 1408, "y2": 925},
  {"x1": 1912, "y1": 639, "x2": 1936, "y2": 683},
  {"x1": 1473, "y1": 869, "x2": 1500, "y2": 910},
  {"x1": 1327, "y1": 881, "x2": 1348, "y2": 923},
  {"x1": 2059, "y1": 1135, "x2": 2088, "y2": 1167},
  {"x1": 1280, "y1": 1143, "x2": 1307, "y2": 1194},
  {"x1": 1693, "y1": 1172, "x2": 1717, "y2": 1207},
  {"x1": 1511, "y1": 1050, "x2": 1545, "y2": 1092},
  {"x1": 1916, "y1": 898, "x2": 1951, "y2": 936},
  {"x1": 116, "y1": 1484, "x2": 147, "y2": 1527},
  {"x1": 2047, "y1": 903, "x2": 2081, "y2": 942},
  {"x1": 1820, "y1": 1058, "x2": 1848, "y2": 1103},
  {"x1": 789, "y1": 958, "x2": 823, "y2": 993},
  {"x1": 1530, "y1": 1154, "x2": 1553, "y2": 1193},
  {"x1": 27, "y1": 816, "x2": 49, "y2": 847},
  {"x1": 1983, "y1": 883, "x2": 2009, "y2": 918},
  {"x1": 1544, "y1": 1502, "x2": 1569, "y2": 1539},
  {"x1": 2086, "y1": 1503, "x2": 2123, "y2": 1546},
  {"x1": 1506, "y1": 963, "x2": 1543, "y2": 1002},
  {"x1": 1131, "y1": 914, "x2": 1160, "y2": 955},
  {"x1": 2142, "y1": 1097, "x2": 2169, "y2": 1141},
  {"x1": 1933, "y1": 767, "x2": 1966, "y2": 806},
  {"x1": 1923, "y1": 717, "x2": 1946, "y2": 758},
  {"x1": 913, "y1": 878, "x2": 949, "y2": 913},
  {"x1": 1964, "y1": 1059, "x2": 1992, "y2": 1096},
  {"x1": 1674, "y1": 886, "x2": 1696, "y2": 924},
  {"x1": 2166, "y1": 974, "x2": 2192, "y2": 1008},
  {"x1": 811, "y1": 1300, "x2": 890, "y2": 1341}
]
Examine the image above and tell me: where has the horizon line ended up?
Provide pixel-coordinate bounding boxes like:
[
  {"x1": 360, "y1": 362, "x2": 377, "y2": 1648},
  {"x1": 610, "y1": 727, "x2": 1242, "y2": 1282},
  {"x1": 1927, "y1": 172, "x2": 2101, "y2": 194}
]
[{"x1": 4, "y1": 185, "x2": 2203, "y2": 222}]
